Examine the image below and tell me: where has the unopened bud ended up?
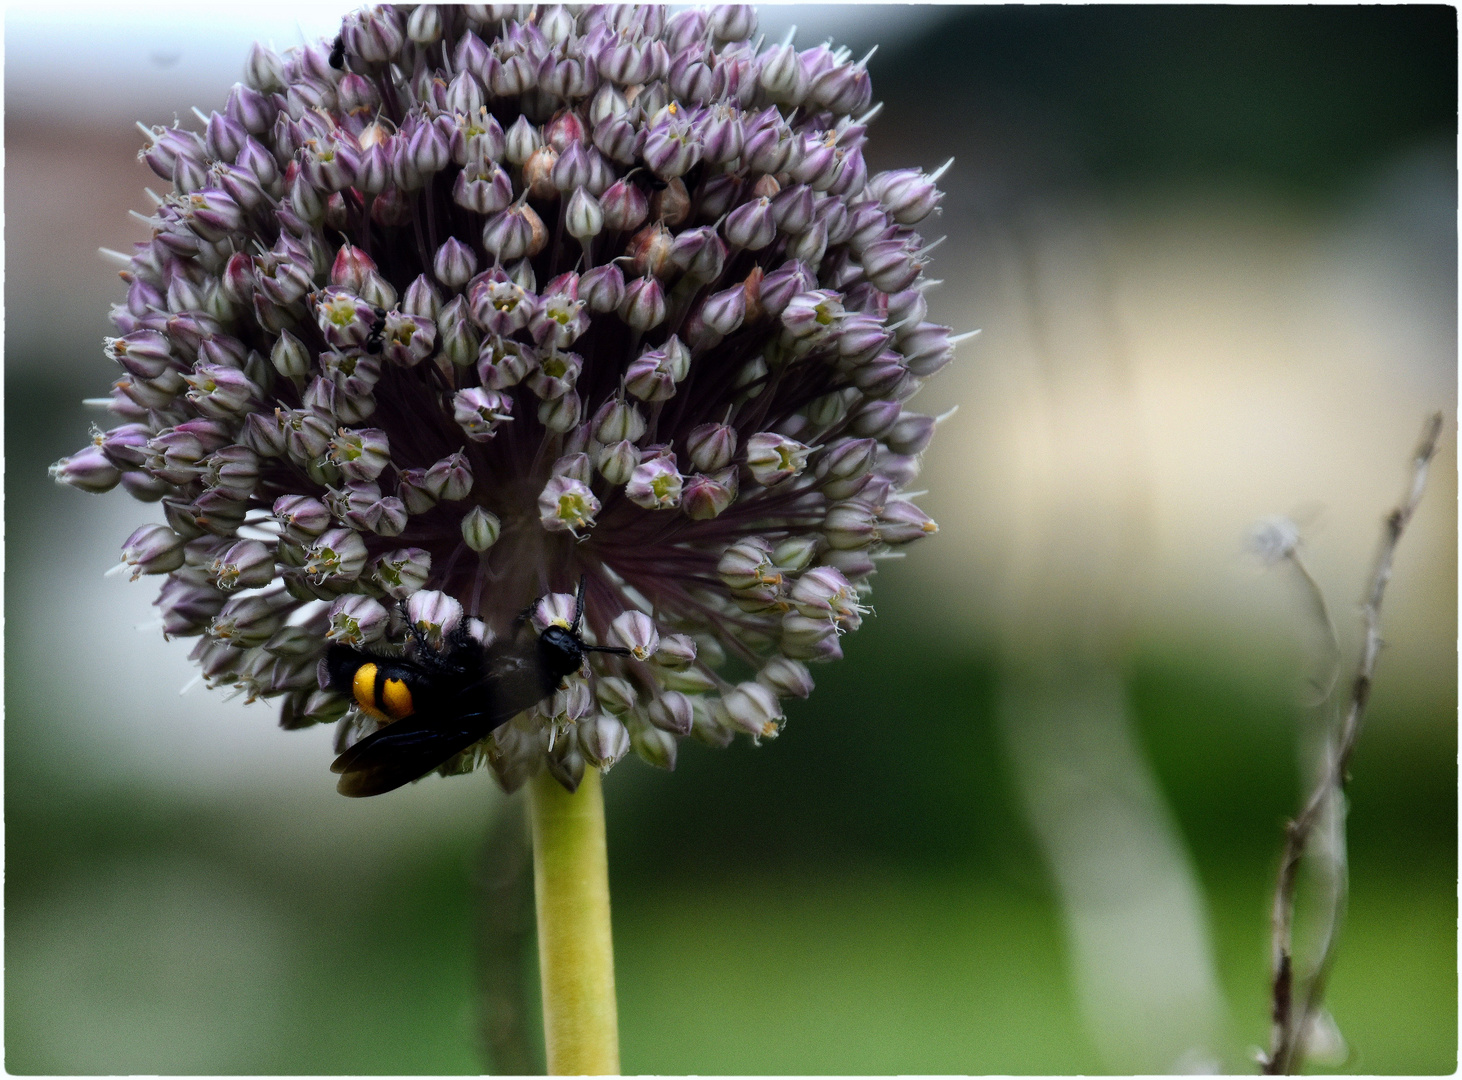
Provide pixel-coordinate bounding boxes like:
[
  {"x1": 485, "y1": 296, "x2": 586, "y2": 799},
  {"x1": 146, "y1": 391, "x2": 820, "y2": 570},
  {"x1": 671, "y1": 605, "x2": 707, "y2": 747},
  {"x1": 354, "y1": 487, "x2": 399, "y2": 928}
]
[{"x1": 461, "y1": 506, "x2": 501, "y2": 551}]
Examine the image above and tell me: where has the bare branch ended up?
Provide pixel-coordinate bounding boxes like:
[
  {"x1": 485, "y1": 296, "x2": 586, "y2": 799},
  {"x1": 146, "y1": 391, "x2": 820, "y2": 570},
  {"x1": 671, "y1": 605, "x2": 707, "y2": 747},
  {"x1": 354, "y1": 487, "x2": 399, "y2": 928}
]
[{"x1": 1262, "y1": 412, "x2": 1444, "y2": 1075}]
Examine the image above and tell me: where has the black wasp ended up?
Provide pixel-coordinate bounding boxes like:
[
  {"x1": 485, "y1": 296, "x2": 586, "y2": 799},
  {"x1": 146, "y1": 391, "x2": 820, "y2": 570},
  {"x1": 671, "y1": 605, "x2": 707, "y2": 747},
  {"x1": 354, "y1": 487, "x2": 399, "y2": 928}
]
[
  {"x1": 328, "y1": 35, "x2": 346, "y2": 70},
  {"x1": 326, "y1": 579, "x2": 631, "y2": 797},
  {"x1": 363, "y1": 306, "x2": 387, "y2": 354}
]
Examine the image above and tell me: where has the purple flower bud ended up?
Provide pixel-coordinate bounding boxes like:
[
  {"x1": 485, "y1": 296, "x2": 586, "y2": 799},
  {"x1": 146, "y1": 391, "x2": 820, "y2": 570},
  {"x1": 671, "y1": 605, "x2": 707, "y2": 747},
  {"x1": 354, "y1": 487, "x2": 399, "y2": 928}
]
[
  {"x1": 461, "y1": 506, "x2": 502, "y2": 551},
  {"x1": 699, "y1": 284, "x2": 747, "y2": 336},
  {"x1": 433, "y1": 237, "x2": 478, "y2": 288},
  {"x1": 207, "y1": 590, "x2": 290, "y2": 648},
  {"x1": 686, "y1": 422, "x2": 737, "y2": 472},
  {"x1": 608, "y1": 610, "x2": 660, "y2": 660},
  {"x1": 816, "y1": 437, "x2": 879, "y2": 486},
  {"x1": 788, "y1": 220, "x2": 829, "y2": 268},
  {"x1": 781, "y1": 289, "x2": 845, "y2": 341},
  {"x1": 476, "y1": 336, "x2": 536, "y2": 389},
  {"x1": 780, "y1": 611, "x2": 843, "y2": 663},
  {"x1": 594, "y1": 675, "x2": 638, "y2": 717},
  {"x1": 184, "y1": 365, "x2": 261, "y2": 419},
  {"x1": 120, "y1": 524, "x2": 187, "y2": 579},
  {"x1": 849, "y1": 397, "x2": 903, "y2": 440},
  {"x1": 681, "y1": 468, "x2": 736, "y2": 520},
  {"x1": 669, "y1": 44, "x2": 715, "y2": 104},
  {"x1": 618, "y1": 276, "x2": 666, "y2": 332},
  {"x1": 227, "y1": 84, "x2": 277, "y2": 137},
  {"x1": 385, "y1": 469, "x2": 433, "y2": 516},
  {"x1": 155, "y1": 576, "x2": 227, "y2": 637},
  {"x1": 723, "y1": 196, "x2": 776, "y2": 250},
  {"x1": 539, "y1": 475, "x2": 600, "y2": 535},
  {"x1": 769, "y1": 183, "x2": 815, "y2": 234},
  {"x1": 757, "y1": 43, "x2": 804, "y2": 102},
  {"x1": 530, "y1": 281, "x2": 588, "y2": 350},
  {"x1": 621, "y1": 352, "x2": 672, "y2": 405},
  {"x1": 503, "y1": 115, "x2": 540, "y2": 165},
  {"x1": 745, "y1": 431, "x2": 811, "y2": 486},
  {"x1": 628, "y1": 716, "x2": 678, "y2": 769},
  {"x1": 453, "y1": 387, "x2": 514, "y2": 441},
  {"x1": 722, "y1": 681, "x2": 783, "y2": 738},
  {"x1": 648, "y1": 691, "x2": 694, "y2": 736},
  {"x1": 580, "y1": 713, "x2": 632, "y2": 769},
  {"x1": 752, "y1": 260, "x2": 808, "y2": 320},
  {"x1": 850, "y1": 351, "x2": 911, "y2": 399},
  {"x1": 668, "y1": 226, "x2": 727, "y2": 281},
  {"x1": 210, "y1": 539, "x2": 276, "y2": 591},
  {"x1": 453, "y1": 159, "x2": 515, "y2": 214},
  {"x1": 345, "y1": 5, "x2": 405, "y2": 64},
  {"x1": 327, "y1": 594, "x2": 390, "y2": 649},
  {"x1": 592, "y1": 395, "x2": 647, "y2": 444},
  {"x1": 642, "y1": 107, "x2": 701, "y2": 178},
  {"x1": 717, "y1": 536, "x2": 777, "y2": 594},
  {"x1": 886, "y1": 412, "x2": 938, "y2": 456},
  {"x1": 200, "y1": 445, "x2": 261, "y2": 498},
  {"x1": 820, "y1": 547, "x2": 876, "y2": 583},
  {"x1": 105, "y1": 330, "x2": 175, "y2": 380},
  {"x1": 425, "y1": 450, "x2": 474, "y2": 500},
  {"x1": 559, "y1": 188, "x2": 602, "y2": 241},
  {"x1": 469, "y1": 274, "x2": 536, "y2": 335},
  {"x1": 272, "y1": 409, "x2": 329, "y2": 464},
  {"x1": 879, "y1": 499, "x2": 938, "y2": 545},
  {"x1": 482, "y1": 203, "x2": 548, "y2": 262},
  {"x1": 406, "y1": 589, "x2": 464, "y2": 641},
  {"x1": 898, "y1": 322, "x2": 955, "y2": 377},
  {"x1": 399, "y1": 274, "x2": 444, "y2": 321},
  {"x1": 579, "y1": 263, "x2": 626, "y2": 312},
  {"x1": 100, "y1": 423, "x2": 154, "y2": 470},
  {"x1": 869, "y1": 163, "x2": 948, "y2": 225},
  {"x1": 526, "y1": 347, "x2": 583, "y2": 398},
  {"x1": 273, "y1": 494, "x2": 332, "y2": 541},
  {"x1": 302, "y1": 527, "x2": 367, "y2": 584},
  {"x1": 327, "y1": 427, "x2": 391, "y2": 481},
  {"x1": 244, "y1": 41, "x2": 286, "y2": 92},
  {"x1": 365, "y1": 552, "x2": 431, "y2": 608},
  {"x1": 834, "y1": 312, "x2": 894, "y2": 368},
  {"x1": 758, "y1": 655, "x2": 814, "y2": 699},
  {"x1": 822, "y1": 499, "x2": 879, "y2": 551},
  {"x1": 598, "y1": 178, "x2": 648, "y2": 232},
  {"x1": 860, "y1": 237, "x2": 923, "y2": 294},
  {"x1": 709, "y1": 5, "x2": 757, "y2": 42},
  {"x1": 593, "y1": 440, "x2": 638, "y2": 485},
  {"x1": 625, "y1": 455, "x2": 683, "y2": 510},
  {"x1": 809, "y1": 59, "x2": 873, "y2": 117}
]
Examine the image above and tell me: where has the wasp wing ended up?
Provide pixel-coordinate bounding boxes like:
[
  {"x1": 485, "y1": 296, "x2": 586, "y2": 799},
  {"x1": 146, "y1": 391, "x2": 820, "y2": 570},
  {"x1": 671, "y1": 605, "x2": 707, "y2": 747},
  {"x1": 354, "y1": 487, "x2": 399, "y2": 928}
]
[{"x1": 330, "y1": 684, "x2": 522, "y2": 797}]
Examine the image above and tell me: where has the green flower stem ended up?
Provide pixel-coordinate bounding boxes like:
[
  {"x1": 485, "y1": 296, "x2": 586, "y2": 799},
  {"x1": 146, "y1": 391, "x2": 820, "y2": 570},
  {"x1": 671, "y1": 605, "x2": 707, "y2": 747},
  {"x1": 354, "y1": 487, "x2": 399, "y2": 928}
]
[{"x1": 528, "y1": 766, "x2": 621, "y2": 1075}]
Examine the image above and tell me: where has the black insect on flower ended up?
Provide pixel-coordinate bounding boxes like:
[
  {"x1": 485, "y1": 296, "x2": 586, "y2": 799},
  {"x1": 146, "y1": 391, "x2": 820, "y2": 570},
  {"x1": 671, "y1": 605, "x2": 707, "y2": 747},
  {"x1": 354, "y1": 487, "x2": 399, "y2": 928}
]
[
  {"x1": 327, "y1": 577, "x2": 632, "y2": 796},
  {"x1": 52, "y1": 3, "x2": 961, "y2": 795}
]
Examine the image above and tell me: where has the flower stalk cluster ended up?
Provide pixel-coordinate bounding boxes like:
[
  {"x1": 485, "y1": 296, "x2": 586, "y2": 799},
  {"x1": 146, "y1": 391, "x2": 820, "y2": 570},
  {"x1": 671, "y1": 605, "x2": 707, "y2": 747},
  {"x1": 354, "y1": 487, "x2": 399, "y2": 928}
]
[{"x1": 54, "y1": 3, "x2": 956, "y2": 792}]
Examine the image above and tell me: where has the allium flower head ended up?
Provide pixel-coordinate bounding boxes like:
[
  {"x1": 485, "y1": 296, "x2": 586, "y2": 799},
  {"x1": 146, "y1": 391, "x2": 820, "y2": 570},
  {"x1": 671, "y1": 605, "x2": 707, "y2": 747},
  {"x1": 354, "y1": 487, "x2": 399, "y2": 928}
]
[{"x1": 54, "y1": 3, "x2": 955, "y2": 792}]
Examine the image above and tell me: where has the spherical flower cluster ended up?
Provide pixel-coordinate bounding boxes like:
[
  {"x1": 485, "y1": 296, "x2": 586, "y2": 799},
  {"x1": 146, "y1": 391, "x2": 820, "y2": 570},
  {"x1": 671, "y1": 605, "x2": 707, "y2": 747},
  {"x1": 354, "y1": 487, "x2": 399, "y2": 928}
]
[{"x1": 53, "y1": 3, "x2": 957, "y2": 793}]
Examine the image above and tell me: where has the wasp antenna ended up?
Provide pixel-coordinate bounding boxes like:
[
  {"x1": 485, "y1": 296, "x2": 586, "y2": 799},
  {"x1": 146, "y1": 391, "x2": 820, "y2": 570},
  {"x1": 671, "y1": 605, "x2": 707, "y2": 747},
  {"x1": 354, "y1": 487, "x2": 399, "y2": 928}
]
[
  {"x1": 573, "y1": 575, "x2": 588, "y2": 633},
  {"x1": 584, "y1": 644, "x2": 634, "y2": 657}
]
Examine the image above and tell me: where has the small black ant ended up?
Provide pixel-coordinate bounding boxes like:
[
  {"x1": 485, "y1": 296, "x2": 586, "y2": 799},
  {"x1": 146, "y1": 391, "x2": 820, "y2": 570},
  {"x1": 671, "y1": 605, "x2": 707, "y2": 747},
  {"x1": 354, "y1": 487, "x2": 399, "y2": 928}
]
[
  {"x1": 329, "y1": 35, "x2": 346, "y2": 70},
  {"x1": 364, "y1": 307, "x2": 387, "y2": 355}
]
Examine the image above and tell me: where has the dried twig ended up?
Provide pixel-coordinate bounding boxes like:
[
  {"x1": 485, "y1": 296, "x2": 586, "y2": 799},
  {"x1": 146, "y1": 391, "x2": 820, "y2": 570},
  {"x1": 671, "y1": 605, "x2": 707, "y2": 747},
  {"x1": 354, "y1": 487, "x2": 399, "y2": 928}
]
[{"x1": 1261, "y1": 412, "x2": 1444, "y2": 1075}]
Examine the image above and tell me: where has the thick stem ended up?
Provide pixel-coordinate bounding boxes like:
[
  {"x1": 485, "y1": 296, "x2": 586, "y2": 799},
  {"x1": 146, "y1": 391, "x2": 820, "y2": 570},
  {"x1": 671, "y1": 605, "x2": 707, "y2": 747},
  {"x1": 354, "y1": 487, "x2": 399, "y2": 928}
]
[{"x1": 528, "y1": 767, "x2": 621, "y2": 1076}]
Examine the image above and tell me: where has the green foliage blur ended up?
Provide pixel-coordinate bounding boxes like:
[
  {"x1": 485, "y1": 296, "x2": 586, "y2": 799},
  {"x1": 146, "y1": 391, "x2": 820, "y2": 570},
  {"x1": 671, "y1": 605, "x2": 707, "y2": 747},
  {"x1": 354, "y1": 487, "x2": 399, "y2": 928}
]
[{"x1": 6, "y1": 6, "x2": 1455, "y2": 1074}]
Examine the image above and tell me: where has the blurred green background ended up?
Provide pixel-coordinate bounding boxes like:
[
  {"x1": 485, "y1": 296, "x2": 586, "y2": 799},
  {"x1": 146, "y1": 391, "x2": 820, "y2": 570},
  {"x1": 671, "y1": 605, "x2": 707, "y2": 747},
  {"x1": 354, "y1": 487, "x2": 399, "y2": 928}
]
[{"x1": 6, "y1": 4, "x2": 1456, "y2": 1075}]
